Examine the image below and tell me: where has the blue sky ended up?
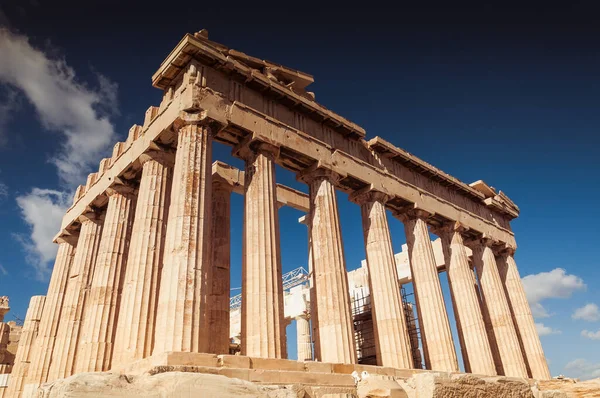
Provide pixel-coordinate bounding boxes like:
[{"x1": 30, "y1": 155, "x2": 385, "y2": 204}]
[{"x1": 0, "y1": 1, "x2": 599, "y2": 380}]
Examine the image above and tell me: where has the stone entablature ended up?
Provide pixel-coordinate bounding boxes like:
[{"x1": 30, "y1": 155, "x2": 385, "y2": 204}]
[{"x1": 57, "y1": 32, "x2": 517, "y2": 248}]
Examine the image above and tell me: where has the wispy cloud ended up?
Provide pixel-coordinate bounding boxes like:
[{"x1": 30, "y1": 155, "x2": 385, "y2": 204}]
[
  {"x1": 522, "y1": 268, "x2": 586, "y2": 319},
  {"x1": 573, "y1": 303, "x2": 600, "y2": 322},
  {"x1": 581, "y1": 329, "x2": 600, "y2": 341},
  {"x1": 0, "y1": 264, "x2": 7, "y2": 276},
  {"x1": 14, "y1": 189, "x2": 70, "y2": 280},
  {"x1": 535, "y1": 322, "x2": 561, "y2": 336},
  {"x1": 565, "y1": 359, "x2": 600, "y2": 380},
  {"x1": 0, "y1": 28, "x2": 117, "y2": 184},
  {"x1": 0, "y1": 29, "x2": 118, "y2": 278}
]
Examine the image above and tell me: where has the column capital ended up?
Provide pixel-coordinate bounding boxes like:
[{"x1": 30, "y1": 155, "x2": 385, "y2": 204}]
[
  {"x1": 55, "y1": 230, "x2": 80, "y2": 246},
  {"x1": 139, "y1": 149, "x2": 175, "y2": 168},
  {"x1": 295, "y1": 311, "x2": 311, "y2": 321},
  {"x1": 464, "y1": 235, "x2": 503, "y2": 253},
  {"x1": 212, "y1": 175, "x2": 237, "y2": 193},
  {"x1": 297, "y1": 162, "x2": 346, "y2": 185},
  {"x1": 76, "y1": 207, "x2": 104, "y2": 224},
  {"x1": 430, "y1": 221, "x2": 469, "y2": 238},
  {"x1": 173, "y1": 111, "x2": 225, "y2": 134},
  {"x1": 232, "y1": 137, "x2": 280, "y2": 162},
  {"x1": 106, "y1": 182, "x2": 138, "y2": 198},
  {"x1": 393, "y1": 206, "x2": 434, "y2": 224},
  {"x1": 496, "y1": 245, "x2": 516, "y2": 257},
  {"x1": 348, "y1": 186, "x2": 390, "y2": 206}
]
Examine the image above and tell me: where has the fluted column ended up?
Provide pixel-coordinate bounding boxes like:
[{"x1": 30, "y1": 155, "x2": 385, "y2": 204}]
[
  {"x1": 471, "y1": 239, "x2": 528, "y2": 378},
  {"x1": 435, "y1": 224, "x2": 496, "y2": 376},
  {"x1": 299, "y1": 215, "x2": 320, "y2": 362},
  {"x1": 154, "y1": 122, "x2": 214, "y2": 354},
  {"x1": 206, "y1": 177, "x2": 232, "y2": 355},
  {"x1": 497, "y1": 249, "x2": 551, "y2": 380},
  {"x1": 350, "y1": 190, "x2": 413, "y2": 369},
  {"x1": 296, "y1": 315, "x2": 312, "y2": 361},
  {"x1": 76, "y1": 185, "x2": 136, "y2": 373},
  {"x1": 238, "y1": 143, "x2": 285, "y2": 358},
  {"x1": 300, "y1": 169, "x2": 356, "y2": 364},
  {"x1": 5, "y1": 296, "x2": 45, "y2": 398},
  {"x1": 48, "y1": 212, "x2": 103, "y2": 380},
  {"x1": 398, "y1": 210, "x2": 458, "y2": 372},
  {"x1": 112, "y1": 151, "x2": 173, "y2": 368},
  {"x1": 24, "y1": 239, "x2": 76, "y2": 393}
]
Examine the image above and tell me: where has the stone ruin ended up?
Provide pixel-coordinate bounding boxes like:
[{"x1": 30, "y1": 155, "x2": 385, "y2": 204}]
[{"x1": 2, "y1": 30, "x2": 565, "y2": 397}]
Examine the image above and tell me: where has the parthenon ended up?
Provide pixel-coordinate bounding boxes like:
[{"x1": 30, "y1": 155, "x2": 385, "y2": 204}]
[{"x1": 4, "y1": 29, "x2": 550, "y2": 397}]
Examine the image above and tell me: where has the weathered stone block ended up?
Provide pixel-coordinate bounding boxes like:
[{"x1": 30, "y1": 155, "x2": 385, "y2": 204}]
[
  {"x1": 304, "y1": 361, "x2": 333, "y2": 374},
  {"x1": 250, "y1": 357, "x2": 304, "y2": 372},
  {"x1": 218, "y1": 355, "x2": 251, "y2": 369},
  {"x1": 164, "y1": 352, "x2": 219, "y2": 367}
]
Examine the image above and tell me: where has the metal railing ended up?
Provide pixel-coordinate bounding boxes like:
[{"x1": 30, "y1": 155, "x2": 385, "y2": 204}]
[{"x1": 229, "y1": 266, "x2": 309, "y2": 311}]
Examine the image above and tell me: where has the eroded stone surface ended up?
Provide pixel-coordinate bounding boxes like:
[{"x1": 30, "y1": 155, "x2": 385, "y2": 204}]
[{"x1": 38, "y1": 372, "x2": 298, "y2": 398}]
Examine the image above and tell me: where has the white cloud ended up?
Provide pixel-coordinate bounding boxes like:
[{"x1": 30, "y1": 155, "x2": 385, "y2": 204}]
[
  {"x1": 581, "y1": 330, "x2": 600, "y2": 341},
  {"x1": 0, "y1": 264, "x2": 7, "y2": 276},
  {"x1": 535, "y1": 323, "x2": 561, "y2": 336},
  {"x1": 530, "y1": 302, "x2": 551, "y2": 318},
  {"x1": 0, "y1": 28, "x2": 117, "y2": 184},
  {"x1": 565, "y1": 359, "x2": 600, "y2": 381},
  {"x1": 14, "y1": 188, "x2": 70, "y2": 280},
  {"x1": 573, "y1": 303, "x2": 600, "y2": 322},
  {"x1": 522, "y1": 268, "x2": 586, "y2": 319},
  {"x1": 0, "y1": 29, "x2": 118, "y2": 279}
]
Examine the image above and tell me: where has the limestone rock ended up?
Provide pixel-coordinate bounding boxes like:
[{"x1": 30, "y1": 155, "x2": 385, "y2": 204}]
[
  {"x1": 357, "y1": 377, "x2": 408, "y2": 398},
  {"x1": 538, "y1": 378, "x2": 600, "y2": 398},
  {"x1": 398, "y1": 372, "x2": 535, "y2": 398},
  {"x1": 39, "y1": 371, "x2": 298, "y2": 398}
]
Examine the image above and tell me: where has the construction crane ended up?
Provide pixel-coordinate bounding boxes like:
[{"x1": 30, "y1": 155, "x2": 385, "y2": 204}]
[{"x1": 229, "y1": 266, "x2": 309, "y2": 311}]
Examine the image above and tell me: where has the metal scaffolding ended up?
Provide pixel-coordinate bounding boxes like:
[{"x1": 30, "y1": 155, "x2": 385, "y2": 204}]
[{"x1": 229, "y1": 266, "x2": 309, "y2": 311}]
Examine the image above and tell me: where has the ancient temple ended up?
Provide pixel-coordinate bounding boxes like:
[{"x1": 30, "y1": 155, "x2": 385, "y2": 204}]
[{"x1": 6, "y1": 30, "x2": 549, "y2": 397}]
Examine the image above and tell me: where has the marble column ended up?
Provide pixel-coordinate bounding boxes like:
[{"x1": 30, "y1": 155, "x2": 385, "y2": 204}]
[
  {"x1": 48, "y1": 212, "x2": 103, "y2": 380},
  {"x1": 436, "y1": 224, "x2": 497, "y2": 376},
  {"x1": 296, "y1": 315, "x2": 312, "y2": 361},
  {"x1": 301, "y1": 169, "x2": 356, "y2": 364},
  {"x1": 5, "y1": 295, "x2": 45, "y2": 398},
  {"x1": 299, "y1": 215, "x2": 320, "y2": 362},
  {"x1": 350, "y1": 190, "x2": 413, "y2": 369},
  {"x1": 497, "y1": 249, "x2": 551, "y2": 380},
  {"x1": 398, "y1": 210, "x2": 458, "y2": 372},
  {"x1": 76, "y1": 185, "x2": 136, "y2": 373},
  {"x1": 239, "y1": 143, "x2": 285, "y2": 358},
  {"x1": 471, "y1": 239, "x2": 528, "y2": 378},
  {"x1": 154, "y1": 122, "x2": 214, "y2": 354},
  {"x1": 24, "y1": 239, "x2": 76, "y2": 393},
  {"x1": 206, "y1": 176, "x2": 232, "y2": 355},
  {"x1": 112, "y1": 151, "x2": 173, "y2": 368}
]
